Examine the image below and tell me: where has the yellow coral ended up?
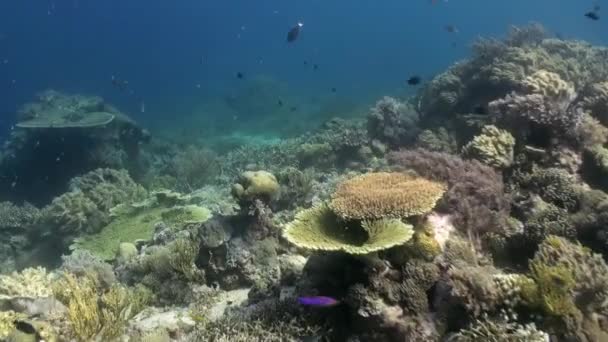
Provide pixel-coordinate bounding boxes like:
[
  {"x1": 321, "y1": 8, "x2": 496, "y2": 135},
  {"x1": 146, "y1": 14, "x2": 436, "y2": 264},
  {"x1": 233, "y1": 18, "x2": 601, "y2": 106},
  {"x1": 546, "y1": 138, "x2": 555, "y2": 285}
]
[
  {"x1": 0, "y1": 311, "x2": 25, "y2": 339},
  {"x1": 522, "y1": 69, "x2": 575, "y2": 99},
  {"x1": 232, "y1": 170, "x2": 280, "y2": 201},
  {"x1": 462, "y1": 125, "x2": 515, "y2": 168},
  {"x1": 0, "y1": 267, "x2": 53, "y2": 300},
  {"x1": 330, "y1": 172, "x2": 446, "y2": 220},
  {"x1": 283, "y1": 204, "x2": 415, "y2": 254}
]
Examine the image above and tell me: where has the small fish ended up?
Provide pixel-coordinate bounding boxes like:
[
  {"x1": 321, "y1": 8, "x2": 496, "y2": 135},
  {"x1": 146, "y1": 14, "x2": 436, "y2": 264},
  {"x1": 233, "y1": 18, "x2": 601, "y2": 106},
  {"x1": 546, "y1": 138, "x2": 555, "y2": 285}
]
[
  {"x1": 331, "y1": 87, "x2": 337, "y2": 93},
  {"x1": 14, "y1": 320, "x2": 37, "y2": 335},
  {"x1": 278, "y1": 99, "x2": 283, "y2": 106},
  {"x1": 298, "y1": 296, "x2": 339, "y2": 307},
  {"x1": 236, "y1": 72, "x2": 244, "y2": 79},
  {"x1": 585, "y1": 11, "x2": 600, "y2": 20},
  {"x1": 444, "y1": 24, "x2": 459, "y2": 33},
  {"x1": 313, "y1": 64, "x2": 319, "y2": 70},
  {"x1": 287, "y1": 22, "x2": 303, "y2": 43},
  {"x1": 407, "y1": 76, "x2": 421, "y2": 85},
  {"x1": 304, "y1": 60, "x2": 308, "y2": 65},
  {"x1": 290, "y1": 106, "x2": 298, "y2": 112},
  {"x1": 472, "y1": 105, "x2": 487, "y2": 115}
]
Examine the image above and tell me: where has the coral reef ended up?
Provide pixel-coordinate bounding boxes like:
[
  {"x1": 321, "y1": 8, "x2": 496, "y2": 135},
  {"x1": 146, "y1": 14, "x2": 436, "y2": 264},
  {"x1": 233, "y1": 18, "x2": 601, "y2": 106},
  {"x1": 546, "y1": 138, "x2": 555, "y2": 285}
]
[
  {"x1": 169, "y1": 145, "x2": 220, "y2": 191},
  {"x1": 284, "y1": 204, "x2": 414, "y2": 254},
  {"x1": 329, "y1": 172, "x2": 446, "y2": 220},
  {"x1": 462, "y1": 125, "x2": 515, "y2": 168},
  {"x1": 39, "y1": 168, "x2": 147, "y2": 237},
  {"x1": 388, "y1": 149, "x2": 510, "y2": 235},
  {"x1": 0, "y1": 90, "x2": 149, "y2": 205},
  {"x1": 231, "y1": 170, "x2": 280, "y2": 204},
  {"x1": 367, "y1": 96, "x2": 419, "y2": 148}
]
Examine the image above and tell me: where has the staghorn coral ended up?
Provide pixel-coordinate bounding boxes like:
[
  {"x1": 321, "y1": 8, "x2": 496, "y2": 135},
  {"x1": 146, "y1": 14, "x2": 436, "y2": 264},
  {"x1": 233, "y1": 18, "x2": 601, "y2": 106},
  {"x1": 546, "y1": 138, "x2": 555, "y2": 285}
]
[
  {"x1": 367, "y1": 96, "x2": 419, "y2": 148},
  {"x1": 449, "y1": 317, "x2": 549, "y2": 342},
  {"x1": 329, "y1": 172, "x2": 446, "y2": 220},
  {"x1": 0, "y1": 267, "x2": 53, "y2": 300},
  {"x1": 388, "y1": 149, "x2": 510, "y2": 235},
  {"x1": 462, "y1": 125, "x2": 515, "y2": 168},
  {"x1": 523, "y1": 203, "x2": 575, "y2": 244},
  {"x1": 53, "y1": 272, "x2": 150, "y2": 341},
  {"x1": 283, "y1": 204, "x2": 414, "y2": 254}
]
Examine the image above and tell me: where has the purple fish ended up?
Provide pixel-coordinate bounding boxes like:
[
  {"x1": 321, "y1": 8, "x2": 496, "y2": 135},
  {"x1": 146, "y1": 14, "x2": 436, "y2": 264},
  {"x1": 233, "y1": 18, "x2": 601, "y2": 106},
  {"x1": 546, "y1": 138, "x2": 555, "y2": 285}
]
[{"x1": 297, "y1": 296, "x2": 339, "y2": 307}]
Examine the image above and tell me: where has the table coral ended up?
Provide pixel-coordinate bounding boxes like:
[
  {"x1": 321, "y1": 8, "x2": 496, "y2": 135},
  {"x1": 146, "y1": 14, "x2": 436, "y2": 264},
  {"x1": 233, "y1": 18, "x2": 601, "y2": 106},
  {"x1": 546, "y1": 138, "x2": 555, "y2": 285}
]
[
  {"x1": 283, "y1": 204, "x2": 414, "y2": 255},
  {"x1": 462, "y1": 125, "x2": 515, "y2": 168},
  {"x1": 329, "y1": 172, "x2": 446, "y2": 220}
]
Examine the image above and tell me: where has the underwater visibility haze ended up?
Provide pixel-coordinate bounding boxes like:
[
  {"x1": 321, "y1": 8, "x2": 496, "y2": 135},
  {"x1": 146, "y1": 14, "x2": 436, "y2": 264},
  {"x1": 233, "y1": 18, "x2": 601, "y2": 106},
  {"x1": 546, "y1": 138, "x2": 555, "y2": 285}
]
[{"x1": 1, "y1": 0, "x2": 608, "y2": 341}]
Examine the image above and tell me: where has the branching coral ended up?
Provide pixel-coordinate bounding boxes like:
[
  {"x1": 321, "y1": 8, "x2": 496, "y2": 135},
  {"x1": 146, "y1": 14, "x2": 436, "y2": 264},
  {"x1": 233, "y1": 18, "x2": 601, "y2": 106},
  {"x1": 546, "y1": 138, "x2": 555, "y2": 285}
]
[
  {"x1": 367, "y1": 96, "x2": 419, "y2": 148},
  {"x1": 40, "y1": 168, "x2": 147, "y2": 236},
  {"x1": 0, "y1": 267, "x2": 53, "y2": 300},
  {"x1": 582, "y1": 81, "x2": 608, "y2": 124},
  {"x1": 449, "y1": 317, "x2": 549, "y2": 342},
  {"x1": 283, "y1": 204, "x2": 414, "y2": 254},
  {"x1": 170, "y1": 145, "x2": 220, "y2": 191},
  {"x1": 462, "y1": 125, "x2": 515, "y2": 168},
  {"x1": 0, "y1": 201, "x2": 39, "y2": 230},
  {"x1": 523, "y1": 235, "x2": 608, "y2": 316},
  {"x1": 415, "y1": 127, "x2": 458, "y2": 154},
  {"x1": 388, "y1": 149, "x2": 510, "y2": 235},
  {"x1": 53, "y1": 272, "x2": 150, "y2": 341},
  {"x1": 329, "y1": 172, "x2": 446, "y2": 220},
  {"x1": 518, "y1": 167, "x2": 581, "y2": 210}
]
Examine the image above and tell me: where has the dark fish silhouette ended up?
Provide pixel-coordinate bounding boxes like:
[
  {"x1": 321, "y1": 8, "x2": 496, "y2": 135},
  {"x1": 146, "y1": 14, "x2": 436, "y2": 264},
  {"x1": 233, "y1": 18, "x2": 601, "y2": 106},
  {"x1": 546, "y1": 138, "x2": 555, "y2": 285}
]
[
  {"x1": 287, "y1": 22, "x2": 303, "y2": 43},
  {"x1": 278, "y1": 99, "x2": 283, "y2": 107},
  {"x1": 14, "y1": 320, "x2": 37, "y2": 335},
  {"x1": 331, "y1": 87, "x2": 337, "y2": 93},
  {"x1": 313, "y1": 64, "x2": 319, "y2": 70},
  {"x1": 585, "y1": 11, "x2": 600, "y2": 20},
  {"x1": 407, "y1": 76, "x2": 421, "y2": 85},
  {"x1": 444, "y1": 24, "x2": 459, "y2": 33},
  {"x1": 236, "y1": 72, "x2": 244, "y2": 79}
]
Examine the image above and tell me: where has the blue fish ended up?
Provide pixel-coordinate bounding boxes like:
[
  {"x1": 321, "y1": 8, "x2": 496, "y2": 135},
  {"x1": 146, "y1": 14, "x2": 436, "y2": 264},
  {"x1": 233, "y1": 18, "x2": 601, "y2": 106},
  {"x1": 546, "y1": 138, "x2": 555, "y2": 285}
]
[{"x1": 297, "y1": 296, "x2": 339, "y2": 307}]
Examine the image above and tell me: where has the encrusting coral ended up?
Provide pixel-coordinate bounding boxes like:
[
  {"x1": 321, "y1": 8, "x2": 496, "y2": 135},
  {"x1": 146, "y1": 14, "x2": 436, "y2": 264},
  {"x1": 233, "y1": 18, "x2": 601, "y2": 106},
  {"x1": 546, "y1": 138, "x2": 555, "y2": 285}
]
[
  {"x1": 462, "y1": 125, "x2": 515, "y2": 168},
  {"x1": 329, "y1": 172, "x2": 446, "y2": 220}
]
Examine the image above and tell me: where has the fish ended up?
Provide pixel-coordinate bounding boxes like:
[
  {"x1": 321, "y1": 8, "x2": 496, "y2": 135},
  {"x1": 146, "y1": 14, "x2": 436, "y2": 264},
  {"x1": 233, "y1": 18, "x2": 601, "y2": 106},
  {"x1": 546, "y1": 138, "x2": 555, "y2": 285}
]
[
  {"x1": 13, "y1": 320, "x2": 37, "y2": 335},
  {"x1": 290, "y1": 106, "x2": 298, "y2": 112},
  {"x1": 331, "y1": 87, "x2": 337, "y2": 93},
  {"x1": 444, "y1": 25, "x2": 459, "y2": 33},
  {"x1": 585, "y1": 11, "x2": 600, "y2": 20},
  {"x1": 236, "y1": 72, "x2": 244, "y2": 79},
  {"x1": 407, "y1": 76, "x2": 421, "y2": 85},
  {"x1": 298, "y1": 296, "x2": 339, "y2": 307},
  {"x1": 278, "y1": 99, "x2": 284, "y2": 107},
  {"x1": 313, "y1": 64, "x2": 319, "y2": 70},
  {"x1": 287, "y1": 22, "x2": 303, "y2": 43}
]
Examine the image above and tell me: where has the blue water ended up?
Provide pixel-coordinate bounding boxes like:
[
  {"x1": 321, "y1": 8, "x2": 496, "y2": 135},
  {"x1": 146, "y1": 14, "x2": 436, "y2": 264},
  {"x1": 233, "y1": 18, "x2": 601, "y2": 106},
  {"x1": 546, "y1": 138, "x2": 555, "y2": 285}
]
[{"x1": 0, "y1": 0, "x2": 606, "y2": 139}]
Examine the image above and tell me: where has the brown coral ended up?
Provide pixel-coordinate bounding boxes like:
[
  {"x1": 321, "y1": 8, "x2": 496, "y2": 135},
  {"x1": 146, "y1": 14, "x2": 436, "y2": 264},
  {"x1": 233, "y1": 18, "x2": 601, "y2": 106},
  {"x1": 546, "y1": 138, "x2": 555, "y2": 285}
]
[{"x1": 329, "y1": 172, "x2": 446, "y2": 220}]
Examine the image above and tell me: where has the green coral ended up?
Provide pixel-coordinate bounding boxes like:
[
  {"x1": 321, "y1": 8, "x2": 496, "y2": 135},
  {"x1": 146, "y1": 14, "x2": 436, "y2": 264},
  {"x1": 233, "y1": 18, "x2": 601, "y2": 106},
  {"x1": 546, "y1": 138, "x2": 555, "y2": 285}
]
[
  {"x1": 231, "y1": 170, "x2": 280, "y2": 203},
  {"x1": 387, "y1": 221, "x2": 441, "y2": 263},
  {"x1": 71, "y1": 204, "x2": 210, "y2": 260},
  {"x1": 283, "y1": 204, "x2": 414, "y2": 254},
  {"x1": 462, "y1": 125, "x2": 515, "y2": 168}
]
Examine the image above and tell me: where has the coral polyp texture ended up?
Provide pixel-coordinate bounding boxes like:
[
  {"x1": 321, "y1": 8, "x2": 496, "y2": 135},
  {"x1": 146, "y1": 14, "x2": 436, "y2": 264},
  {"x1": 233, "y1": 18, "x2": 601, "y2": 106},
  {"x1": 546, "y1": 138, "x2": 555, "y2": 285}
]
[
  {"x1": 462, "y1": 125, "x2": 515, "y2": 168},
  {"x1": 283, "y1": 204, "x2": 414, "y2": 254},
  {"x1": 329, "y1": 172, "x2": 446, "y2": 220}
]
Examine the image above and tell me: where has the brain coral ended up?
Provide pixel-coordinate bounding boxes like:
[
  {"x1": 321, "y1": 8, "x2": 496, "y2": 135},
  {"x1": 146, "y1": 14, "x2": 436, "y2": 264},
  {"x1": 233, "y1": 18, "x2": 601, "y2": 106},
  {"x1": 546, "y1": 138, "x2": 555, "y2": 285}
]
[
  {"x1": 329, "y1": 172, "x2": 446, "y2": 220},
  {"x1": 283, "y1": 204, "x2": 414, "y2": 254}
]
